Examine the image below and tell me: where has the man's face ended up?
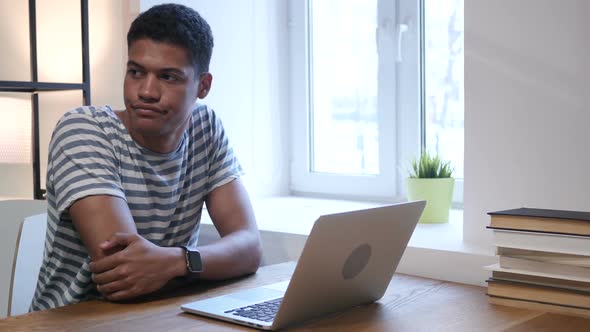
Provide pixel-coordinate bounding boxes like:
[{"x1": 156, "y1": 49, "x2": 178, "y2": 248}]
[{"x1": 123, "y1": 38, "x2": 205, "y2": 142}]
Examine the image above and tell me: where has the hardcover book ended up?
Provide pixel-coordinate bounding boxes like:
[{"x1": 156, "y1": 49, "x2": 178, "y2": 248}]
[
  {"x1": 488, "y1": 296, "x2": 590, "y2": 318},
  {"x1": 488, "y1": 207, "x2": 590, "y2": 236},
  {"x1": 492, "y1": 229, "x2": 590, "y2": 256},
  {"x1": 486, "y1": 278, "x2": 590, "y2": 309},
  {"x1": 490, "y1": 270, "x2": 590, "y2": 293},
  {"x1": 484, "y1": 264, "x2": 590, "y2": 283},
  {"x1": 498, "y1": 256, "x2": 590, "y2": 279},
  {"x1": 496, "y1": 247, "x2": 590, "y2": 268}
]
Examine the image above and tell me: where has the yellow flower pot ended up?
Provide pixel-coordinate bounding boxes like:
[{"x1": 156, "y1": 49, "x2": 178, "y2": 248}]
[{"x1": 406, "y1": 178, "x2": 454, "y2": 223}]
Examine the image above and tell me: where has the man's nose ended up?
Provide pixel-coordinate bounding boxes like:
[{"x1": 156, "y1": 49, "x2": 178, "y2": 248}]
[{"x1": 138, "y1": 74, "x2": 161, "y2": 102}]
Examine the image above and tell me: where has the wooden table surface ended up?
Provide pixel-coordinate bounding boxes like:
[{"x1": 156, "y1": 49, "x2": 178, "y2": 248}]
[{"x1": 1, "y1": 262, "x2": 589, "y2": 331}]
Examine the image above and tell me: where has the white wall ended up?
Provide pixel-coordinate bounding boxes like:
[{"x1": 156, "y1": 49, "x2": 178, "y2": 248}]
[
  {"x1": 141, "y1": 0, "x2": 291, "y2": 197},
  {"x1": 464, "y1": 0, "x2": 590, "y2": 250}
]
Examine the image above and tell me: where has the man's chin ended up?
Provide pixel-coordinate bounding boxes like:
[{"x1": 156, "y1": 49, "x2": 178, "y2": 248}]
[
  {"x1": 133, "y1": 127, "x2": 165, "y2": 138},
  {"x1": 127, "y1": 120, "x2": 165, "y2": 138},
  {"x1": 129, "y1": 115, "x2": 161, "y2": 127}
]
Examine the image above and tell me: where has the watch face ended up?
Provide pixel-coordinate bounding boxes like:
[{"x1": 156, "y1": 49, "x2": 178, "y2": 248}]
[{"x1": 187, "y1": 249, "x2": 203, "y2": 273}]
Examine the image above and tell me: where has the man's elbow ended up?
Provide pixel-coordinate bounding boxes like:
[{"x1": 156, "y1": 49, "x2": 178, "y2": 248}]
[{"x1": 246, "y1": 235, "x2": 263, "y2": 274}]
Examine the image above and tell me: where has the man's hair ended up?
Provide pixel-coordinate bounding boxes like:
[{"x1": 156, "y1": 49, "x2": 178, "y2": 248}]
[{"x1": 127, "y1": 3, "x2": 214, "y2": 74}]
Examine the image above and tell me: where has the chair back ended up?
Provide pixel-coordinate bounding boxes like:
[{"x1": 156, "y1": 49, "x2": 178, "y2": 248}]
[
  {"x1": 9, "y1": 212, "x2": 48, "y2": 316},
  {"x1": 0, "y1": 200, "x2": 46, "y2": 318}
]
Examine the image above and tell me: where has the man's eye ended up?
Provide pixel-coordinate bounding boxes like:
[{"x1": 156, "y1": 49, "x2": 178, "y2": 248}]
[
  {"x1": 161, "y1": 74, "x2": 179, "y2": 82},
  {"x1": 127, "y1": 69, "x2": 142, "y2": 77}
]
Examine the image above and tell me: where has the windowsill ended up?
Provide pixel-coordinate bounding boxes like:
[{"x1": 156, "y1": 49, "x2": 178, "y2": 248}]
[
  {"x1": 408, "y1": 209, "x2": 491, "y2": 255},
  {"x1": 202, "y1": 195, "x2": 488, "y2": 254},
  {"x1": 201, "y1": 195, "x2": 497, "y2": 286},
  {"x1": 409, "y1": 208, "x2": 465, "y2": 250},
  {"x1": 201, "y1": 196, "x2": 381, "y2": 233}
]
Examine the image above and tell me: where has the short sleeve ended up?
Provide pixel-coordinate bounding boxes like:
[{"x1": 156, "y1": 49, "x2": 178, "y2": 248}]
[
  {"x1": 47, "y1": 111, "x2": 126, "y2": 215},
  {"x1": 205, "y1": 109, "x2": 243, "y2": 193}
]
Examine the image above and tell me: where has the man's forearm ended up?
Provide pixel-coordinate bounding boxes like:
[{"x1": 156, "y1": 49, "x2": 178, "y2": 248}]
[
  {"x1": 191, "y1": 229, "x2": 262, "y2": 280},
  {"x1": 92, "y1": 229, "x2": 261, "y2": 302}
]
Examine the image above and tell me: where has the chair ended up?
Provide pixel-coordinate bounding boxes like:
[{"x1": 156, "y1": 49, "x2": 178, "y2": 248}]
[{"x1": 0, "y1": 200, "x2": 47, "y2": 318}]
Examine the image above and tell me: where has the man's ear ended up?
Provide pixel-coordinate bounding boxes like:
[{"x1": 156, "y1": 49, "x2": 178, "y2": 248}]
[{"x1": 197, "y1": 73, "x2": 213, "y2": 99}]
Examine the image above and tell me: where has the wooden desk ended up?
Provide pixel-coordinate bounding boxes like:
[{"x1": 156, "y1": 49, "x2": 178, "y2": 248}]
[{"x1": 1, "y1": 262, "x2": 589, "y2": 331}]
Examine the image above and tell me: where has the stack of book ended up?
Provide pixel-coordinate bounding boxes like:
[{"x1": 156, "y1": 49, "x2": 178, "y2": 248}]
[{"x1": 485, "y1": 207, "x2": 590, "y2": 317}]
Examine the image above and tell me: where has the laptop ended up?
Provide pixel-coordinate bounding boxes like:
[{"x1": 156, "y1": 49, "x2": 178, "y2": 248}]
[{"x1": 181, "y1": 200, "x2": 425, "y2": 330}]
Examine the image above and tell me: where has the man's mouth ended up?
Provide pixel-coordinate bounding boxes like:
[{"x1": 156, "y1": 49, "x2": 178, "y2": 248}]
[{"x1": 132, "y1": 104, "x2": 164, "y2": 116}]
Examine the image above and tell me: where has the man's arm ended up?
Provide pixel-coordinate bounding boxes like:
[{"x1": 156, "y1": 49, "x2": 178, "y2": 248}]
[
  {"x1": 69, "y1": 196, "x2": 137, "y2": 261},
  {"x1": 87, "y1": 178, "x2": 262, "y2": 301},
  {"x1": 198, "y1": 178, "x2": 263, "y2": 279},
  {"x1": 71, "y1": 196, "x2": 186, "y2": 300}
]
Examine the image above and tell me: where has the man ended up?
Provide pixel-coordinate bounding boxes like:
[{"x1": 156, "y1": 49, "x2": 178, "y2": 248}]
[{"x1": 31, "y1": 3, "x2": 262, "y2": 311}]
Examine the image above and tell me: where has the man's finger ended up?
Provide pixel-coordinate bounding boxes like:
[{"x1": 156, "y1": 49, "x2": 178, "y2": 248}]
[
  {"x1": 92, "y1": 265, "x2": 125, "y2": 285},
  {"x1": 90, "y1": 251, "x2": 123, "y2": 273},
  {"x1": 99, "y1": 232, "x2": 136, "y2": 251},
  {"x1": 105, "y1": 288, "x2": 135, "y2": 302},
  {"x1": 96, "y1": 278, "x2": 130, "y2": 295}
]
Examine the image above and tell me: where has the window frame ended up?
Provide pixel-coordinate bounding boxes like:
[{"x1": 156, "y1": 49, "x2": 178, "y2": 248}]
[{"x1": 289, "y1": 0, "x2": 462, "y2": 204}]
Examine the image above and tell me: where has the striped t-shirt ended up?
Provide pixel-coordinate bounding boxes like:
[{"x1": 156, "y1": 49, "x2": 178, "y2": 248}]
[{"x1": 30, "y1": 104, "x2": 242, "y2": 311}]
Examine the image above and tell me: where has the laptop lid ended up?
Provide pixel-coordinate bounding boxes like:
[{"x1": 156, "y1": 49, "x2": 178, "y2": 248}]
[{"x1": 271, "y1": 200, "x2": 425, "y2": 329}]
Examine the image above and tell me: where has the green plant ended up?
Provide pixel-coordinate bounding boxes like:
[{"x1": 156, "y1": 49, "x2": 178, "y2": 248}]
[{"x1": 408, "y1": 151, "x2": 454, "y2": 178}]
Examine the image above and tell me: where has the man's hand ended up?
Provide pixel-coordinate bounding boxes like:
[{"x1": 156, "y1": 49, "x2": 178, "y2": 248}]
[{"x1": 90, "y1": 233, "x2": 185, "y2": 301}]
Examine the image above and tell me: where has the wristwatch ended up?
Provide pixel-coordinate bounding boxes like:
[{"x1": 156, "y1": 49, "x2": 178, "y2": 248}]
[{"x1": 180, "y1": 245, "x2": 203, "y2": 274}]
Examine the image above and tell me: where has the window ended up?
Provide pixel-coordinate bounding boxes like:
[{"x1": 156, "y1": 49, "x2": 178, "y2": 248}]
[
  {"x1": 309, "y1": 0, "x2": 379, "y2": 176},
  {"x1": 423, "y1": 0, "x2": 464, "y2": 203},
  {"x1": 290, "y1": 0, "x2": 463, "y2": 202}
]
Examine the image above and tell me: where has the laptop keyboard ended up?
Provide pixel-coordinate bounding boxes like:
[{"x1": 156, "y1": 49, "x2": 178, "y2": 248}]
[{"x1": 224, "y1": 297, "x2": 283, "y2": 322}]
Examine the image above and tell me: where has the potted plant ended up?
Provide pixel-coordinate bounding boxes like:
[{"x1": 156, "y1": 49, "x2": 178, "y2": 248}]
[{"x1": 406, "y1": 151, "x2": 455, "y2": 223}]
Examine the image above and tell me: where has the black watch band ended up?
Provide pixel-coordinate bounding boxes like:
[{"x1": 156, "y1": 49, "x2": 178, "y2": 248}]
[{"x1": 181, "y1": 245, "x2": 203, "y2": 274}]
